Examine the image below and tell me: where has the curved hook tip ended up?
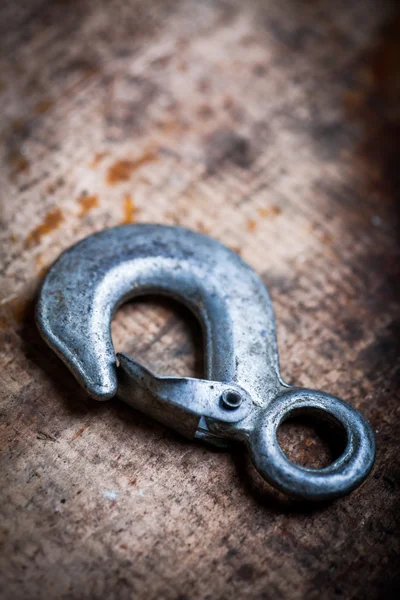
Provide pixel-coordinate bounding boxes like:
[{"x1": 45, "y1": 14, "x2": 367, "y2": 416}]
[{"x1": 85, "y1": 380, "x2": 117, "y2": 402}]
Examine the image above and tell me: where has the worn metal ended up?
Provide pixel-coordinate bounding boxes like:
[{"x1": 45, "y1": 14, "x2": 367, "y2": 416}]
[{"x1": 36, "y1": 224, "x2": 375, "y2": 501}]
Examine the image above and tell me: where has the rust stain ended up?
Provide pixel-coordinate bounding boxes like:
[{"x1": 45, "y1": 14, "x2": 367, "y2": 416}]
[
  {"x1": 106, "y1": 151, "x2": 158, "y2": 185},
  {"x1": 71, "y1": 425, "x2": 89, "y2": 441},
  {"x1": 35, "y1": 254, "x2": 45, "y2": 268},
  {"x1": 122, "y1": 193, "x2": 137, "y2": 224},
  {"x1": 258, "y1": 205, "x2": 282, "y2": 218},
  {"x1": 35, "y1": 254, "x2": 50, "y2": 276},
  {"x1": 37, "y1": 265, "x2": 50, "y2": 278},
  {"x1": 78, "y1": 194, "x2": 98, "y2": 217},
  {"x1": 34, "y1": 99, "x2": 54, "y2": 116},
  {"x1": 89, "y1": 152, "x2": 108, "y2": 168},
  {"x1": 247, "y1": 218, "x2": 257, "y2": 232},
  {"x1": 27, "y1": 208, "x2": 64, "y2": 247}
]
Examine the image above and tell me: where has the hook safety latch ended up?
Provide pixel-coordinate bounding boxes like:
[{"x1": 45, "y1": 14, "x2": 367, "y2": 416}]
[
  {"x1": 36, "y1": 224, "x2": 375, "y2": 501},
  {"x1": 117, "y1": 354, "x2": 252, "y2": 443}
]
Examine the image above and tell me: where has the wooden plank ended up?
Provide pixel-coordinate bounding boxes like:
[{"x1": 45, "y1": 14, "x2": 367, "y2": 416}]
[{"x1": 1, "y1": 1, "x2": 399, "y2": 598}]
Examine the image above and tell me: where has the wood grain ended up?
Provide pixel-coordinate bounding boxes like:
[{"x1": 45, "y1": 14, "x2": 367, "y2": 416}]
[{"x1": 1, "y1": 1, "x2": 399, "y2": 598}]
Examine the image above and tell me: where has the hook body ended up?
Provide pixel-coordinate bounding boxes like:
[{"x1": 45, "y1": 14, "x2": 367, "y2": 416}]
[{"x1": 37, "y1": 224, "x2": 375, "y2": 500}]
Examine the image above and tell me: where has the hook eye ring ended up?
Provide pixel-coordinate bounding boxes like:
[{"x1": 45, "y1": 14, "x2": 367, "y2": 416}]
[{"x1": 247, "y1": 389, "x2": 375, "y2": 501}]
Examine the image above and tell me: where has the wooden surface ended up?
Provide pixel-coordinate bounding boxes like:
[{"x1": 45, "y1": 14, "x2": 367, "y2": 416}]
[{"x1": 1, "y1": 1, "x2": 400, "y2": 598}]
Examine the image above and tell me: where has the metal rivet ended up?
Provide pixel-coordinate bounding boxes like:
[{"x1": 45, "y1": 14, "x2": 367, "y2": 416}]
[{"x1": 220, "y1": 390, "x2": 242, "y2": 410}]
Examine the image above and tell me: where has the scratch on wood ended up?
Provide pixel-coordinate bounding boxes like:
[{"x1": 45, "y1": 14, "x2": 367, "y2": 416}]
[
  {"x1": 121, "y1": 193, "x2": 137, "y2": 223},
  {"x1": 71, "y1": 425, "x2": 89, "y2": 441}
]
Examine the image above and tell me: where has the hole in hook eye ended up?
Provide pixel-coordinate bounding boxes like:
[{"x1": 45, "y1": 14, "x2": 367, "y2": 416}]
[
  {"x1": 220, "y1": 390, "x2": 242, "y2": 410},
  {"x1": 111, "y1": 295, "x2": 203, "y2": 378},
  {"x1": 277, "y1": 408, "x2": 347, "y2": 469}
]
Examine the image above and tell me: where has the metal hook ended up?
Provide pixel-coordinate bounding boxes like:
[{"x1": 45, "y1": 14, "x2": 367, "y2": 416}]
[{"x1": 36, "y1": 224, "x2": 375, "y2": 500}]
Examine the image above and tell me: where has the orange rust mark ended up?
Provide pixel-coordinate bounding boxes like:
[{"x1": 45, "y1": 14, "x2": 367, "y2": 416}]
[
  {"x1": 230, "y1": 246, "x2": 242, "y2": 255},
  {"x1": 120, "y1": 544, "x2": 128, "y2": 550},
  {"x1": 89, "y1": 152, "x2": 108, "y2": 168},
  {"x1": 247, "y1": 218, "x2": 257, "y2": 232},
  {"x1": 78, "y1": 194, "x2": 98, "y2": 217},
  {"x1": 27, "y1": 208, "x2": 64, "y2": 247},
  {"x1": 37, "y1": 265, "x2": 50, "y2": 278},
  {"x1": 106, "y1": 151, "x2": 158, "y2": 185},
  {"x1": 71, "y1": 425, "x2": 89, "y2": 441},
  {"x1": 35, "y1": 254, "x2": 45, "y2": 268},
  {"x1": 258, "y1": 205, "x2": 282, "y2": 218},
  {"x1": 35, "y1": 254, "x2": 50, "y2": 277},
  {"x1": 122, "y1": 193, "x2": 137, "y2": 224},
  {"x1": 34, "y1": 99, "x2": 54, "y2": 115}
]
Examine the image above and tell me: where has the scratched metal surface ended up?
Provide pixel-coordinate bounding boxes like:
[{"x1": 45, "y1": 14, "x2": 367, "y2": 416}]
[{"x1": 0, "y1": 1, "x2": 399, "y2": 599}]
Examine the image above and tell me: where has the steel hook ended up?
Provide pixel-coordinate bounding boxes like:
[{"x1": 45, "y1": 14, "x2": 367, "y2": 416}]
[{"x1": 36, "y1": 224, "x2": 375, "y2": 501}]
